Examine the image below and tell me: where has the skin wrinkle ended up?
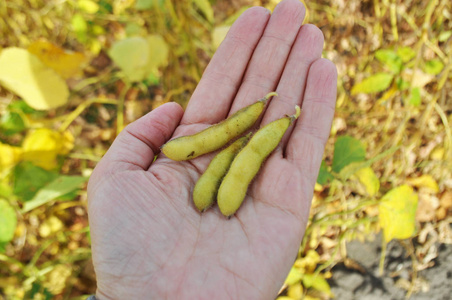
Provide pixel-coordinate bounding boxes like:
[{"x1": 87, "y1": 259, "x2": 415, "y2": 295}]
[
  {"x1": 261, "y1": 33, "x2": 295, "y2": 49},
  {"x1": 219, "y1": 260, "x2": 259, "y2": 300}
]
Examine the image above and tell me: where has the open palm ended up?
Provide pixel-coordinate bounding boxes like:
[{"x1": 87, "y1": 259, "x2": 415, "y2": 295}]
[{"x1": 87, "y1": 0, "x2": 337, "y2": 299}]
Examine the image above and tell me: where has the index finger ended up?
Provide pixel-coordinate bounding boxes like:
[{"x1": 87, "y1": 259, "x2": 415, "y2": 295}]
[{"x1": 182, "y1": 7, "x2": 271, "y2": 125}]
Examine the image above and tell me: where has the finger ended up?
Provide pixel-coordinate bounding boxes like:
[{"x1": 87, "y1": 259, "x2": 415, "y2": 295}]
[
  {"x1": 230, "y1": 0, "x2": 306, "y2": 114},
  {"x1": 286, "y1": 58, "x2": 338, "y2": 186},
  {"x1": 182, "y1": 7, "x2": 271, "y2": 125},
  {"x1": 96, "y1": 102, "x2": 184, "y2": 172},
  {"x1": 262, "y1": 24, "x2": 324, "y2": 127}
]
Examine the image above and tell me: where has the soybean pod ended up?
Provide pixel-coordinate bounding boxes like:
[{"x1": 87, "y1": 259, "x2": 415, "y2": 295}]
[
  {"x1": 192, "y1": 134, "x2": 251, "y2": 212},
  {"x1": 217, "y1": 106, "x2": 301, "y2": 217},
  {"x1": 161, "y1": 92, "x2": 278, "y2": 161}
]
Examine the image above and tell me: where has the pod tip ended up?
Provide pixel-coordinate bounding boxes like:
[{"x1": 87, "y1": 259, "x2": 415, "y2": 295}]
[{"x1": 294, "y1": 105, "x2": 301, "y2": 119}]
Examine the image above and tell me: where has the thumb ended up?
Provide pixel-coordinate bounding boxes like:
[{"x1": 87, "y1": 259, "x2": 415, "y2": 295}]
[{"x1": 96, "y1": 102, "x2": 184, "y2": 173}]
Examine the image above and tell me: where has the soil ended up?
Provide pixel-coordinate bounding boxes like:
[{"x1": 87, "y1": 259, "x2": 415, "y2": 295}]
[{"x1": 329, "y1": 234, "x2": 452, "y2": 299}]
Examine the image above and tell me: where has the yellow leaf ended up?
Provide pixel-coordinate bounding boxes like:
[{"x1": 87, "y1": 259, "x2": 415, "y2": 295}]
[
  {"x1": 287, "y1": 283, "x2": 303, "y2": 299},
  {"x1": 22, "y1": 129, "x2": 74, "y2": 170},
  {"x1": 0, "y1": 48, "x2": 69, "y2": 110},
  {"x1": 406, "y1": 174, "x2": 439, "y2": 193},
  {"x1": 302, "y1": 273, "x2": 333, "y2": 297},
  {"x1": 355, "y1": 167, "x2": 380, "y2": 196},
  {"x1": 276, "y1": 297, "x2": 294, "y2": 300},
  {"x1": 0, "y1": 143, "x2": 22, "y2": 171},
  {"x1": 109, "y1": 35, "x2": 168, "y2": 82},
  {"x1": 284, "y1": 267, "x2": 303, "y2": 286},
  {"x1": 146, "y1": 34, "x2": 169, "y2": 76},
  {"x1": 378, "y1": 185, "x2": 418, "y2": 243},
  {"x1": 78, "y1": 0, "x2": 99, "y2": 14},
  {"x1": 28, "y1": 40, "x2": 87, "y2": 79},
  {"x1": 294, "y1": 250, "x2": 320, "y2": 273},
  {"x1": 212, "y1": 26, "x2": 230, "y2": 49},
  {"x1": 113, "y1": 0, "x2": 134, "y2": 15}
]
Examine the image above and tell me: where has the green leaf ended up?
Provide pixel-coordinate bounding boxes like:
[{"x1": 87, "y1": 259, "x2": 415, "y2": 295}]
[
  {"x1": 0, "y1": 199, "x2": 17, "y2": 249},
  {"x1": 192, "y1": 0, "x2": 214, "y2": 23},
  {"x1": 0, "y1": 181, "x2": 12, "y2": 198},
  {"x1": 332, "y1": 136, "x2": 366, "y2": 173},
  {"x1": 396, "y1": 78, "x2": 410, "y2": 91},
  {"x1": 408, "y1": 87, "x2": 421, "y2": 106},
  {"x1": 375, "y1": 49, "x2": 402, "y2": 73},
  {"x1": 13, "y1": 162, "x2": 58, "y2": 202},
  {"x1": 379, "y1": 185, "x2": 418, "y2": 243},
  {"x1": 424, "y1": 59, "x2": 444, "y2": 75},
  {"x1": 317, "y1": 160, "x2": 334, "y2": 185},
  {"x1": 0, "y1": 111, "x2": 26, "y2": 135},
  {"x1": 22, "y1": 176, "x2": 88, "y2": 213},
  {"x1": 8, "y1": 100, "x2": 36, "y2": 114},
  {"x1": 351, "y1": 73, "x2": 394, "y2": 95},
  {"x1": 396, "y1": 47, "x2": 416, "y2": 63},
  {"x1": 71, "y1": 13, "x2": 88, "y2": 33}
]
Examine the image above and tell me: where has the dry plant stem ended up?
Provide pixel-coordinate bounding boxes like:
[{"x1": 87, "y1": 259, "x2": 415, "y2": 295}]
[
  {"x1": 400, "y1": 240, "x2": 418, "y2": 299},
  {"x1": 379, "y1": 238, "x2": 387, "y2": 275},
  {"x1": 390, "y1": 0, "x2": 398, "y2": 41},
  {"x1": 434, "y1": 103, "x2": 452, "y2": 160},
  {"x1": 117, "y1": 82, "x2": 130, "y2": 135},
  {"x1": 58, "y1": 98, "x2": 119, "y2": 132}
]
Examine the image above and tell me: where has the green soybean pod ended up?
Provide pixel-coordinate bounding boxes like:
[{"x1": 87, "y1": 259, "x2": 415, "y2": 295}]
[
  {"x1": 192, "y1": 134, "x2": 251, "y2": 212},
  {"x1": 161, "y1": 92, "x2": 278, "y2": 161},
  {"x1": 217, "y1": 106, "x2": 301, "y2": 217}
]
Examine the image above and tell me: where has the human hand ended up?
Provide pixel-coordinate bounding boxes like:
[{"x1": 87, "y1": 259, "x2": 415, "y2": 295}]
[{"x1": 87, "y1": 0, "x2": 337, "y2": 299}]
